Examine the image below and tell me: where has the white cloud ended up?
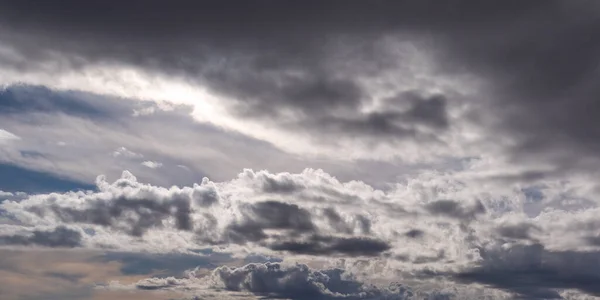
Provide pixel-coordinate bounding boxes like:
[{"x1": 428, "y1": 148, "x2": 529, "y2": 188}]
[
  {"x1": 112, "y1": 147, "x2": 143, "y2": 159},
  {"x1": 0, "y1": 129, "x2": 20, "y2": 143},
  {"x1": 0, "y1": 190, "x2": 27, "y2": 201},
  {"x1": 0, "y1": 167, "x2": 599, "y2": 294},
  {"x1": 141, "y1": 161, "x2": 163, "y2": 169}
]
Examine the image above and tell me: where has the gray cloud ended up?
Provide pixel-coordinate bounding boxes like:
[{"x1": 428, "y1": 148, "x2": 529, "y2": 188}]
[
  {"x1": 404, "y1": 229, "x2": 424, "y2": 239},
  {"x1": 0, "y1": 0, "x2": 466, "y2": 147},
  {"x1": 2, "y1": 3, "x2": 600, "y2": 298},
  {"x1": 213, "y1": 201, "x2": 388, "y2": 257},
  {"x1": 0, "y1": 83, "x2": 427, "y2": 191},
  {"x1": 2, "y1": 0, "x2": 599, "y2": 178},
  {"x1": 44, "y1": 194, "x2": 193, "y2": 236},
  {"x1": 425, "y1": 199, "x2": 486, "y2": 221},
  {"x1": 129, "y1": 262, "x2": 448, "y2": 299},
  {"x1": 323, "y1": 207, "x2": 354, "y2": 234},
  {"x1": 269, "y1": 235, "x2": 390, "y2": 257},
  {"x1": 136, "y1": 277, "x2": 182, "y2": 290},
  {"x1": 453, "y1": 244, "x2": 600, "y2": 299},
  {"x1": 211, "y1": 262, "x2": 450, "y2": 299},
  {"x1": 496, "y1": 222, "x2": 540, "y2": 241},
  {"x1": 0, "y1": 226, "x2": 82, "y2": 248},
  {"x1": 223, "y1": 201, "x2": 316, "y2": 244},
  {"x1": 14, "y1": 171, "x2": 218, "y2": 237},
  {"x1": 3, "y1": 168, "x2": 600, "y2": 298}
]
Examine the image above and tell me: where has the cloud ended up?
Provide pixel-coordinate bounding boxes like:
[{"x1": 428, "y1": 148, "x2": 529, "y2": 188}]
[
  {"x1": 130, "y1": 262, "x2": 454, "y2": 300},
  {"x1": 268, "y1": 235, "x2": 390, "y2": 257},
  {"x1": 424, "y1": 199, "x2": 486, "y2": 221},
  {"x1": 0, "y1": 1, "x2": 485, "y2": 161},
  {"x1": 223, "y1": 201, "x2": 316, "y2": 243},
  {"x1": 16, "y1": 171, "x2": 213, "y2": 236},
  {"x1": 2, "y1": 167, "x2": 600, "y2": 297},
  {"x1": 1, "y1": 2, "x2": 600, "y2": 299},
  {"x1": 0, "y1": 190, "x2": 27, "y2": 201},
  {"x1": 2, "y1": 1, "x2": 599, "y2": 177},
  {"x1": 0, "y1": 83, "x2": 420, "y2": 190},
  {"x1": 0, "y1": 128, "x2": 19, "y2": 143},
  {"x1": 141, "y1": 161, "x2": 162, "y2": 169},
  {"x1": 0, "y1": 226, "x2": 82, "y2": 248},
  {"x1": 452, "y1": 243, "x2": 600, "y2": 299},
  {"x1": 112, "y1": 147, "x2": 143, "y2": 159}
]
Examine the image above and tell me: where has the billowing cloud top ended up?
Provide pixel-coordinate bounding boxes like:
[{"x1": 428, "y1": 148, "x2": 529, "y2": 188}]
[{"x1": 3, "y1": 168, "x2": 600, "y2": 298}]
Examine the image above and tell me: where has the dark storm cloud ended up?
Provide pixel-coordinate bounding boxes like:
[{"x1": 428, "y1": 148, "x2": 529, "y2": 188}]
[
  {"x1": 0, "y1": 0, "x2": 472, "y2": 142},
  {"x1": 0, "y1": 226, "x2": 82, "y2": 248},
  {"x1": 2, "y1": 0, "x2": 598, "y2": 174},
  {"x1": 452, "y1": 244, "x2": 600, "y2": 299}
]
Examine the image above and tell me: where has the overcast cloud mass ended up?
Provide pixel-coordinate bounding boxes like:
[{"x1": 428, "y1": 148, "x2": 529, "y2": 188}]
[{"x1": 1, "y1": 1, "x2": 600, "y2": 299}]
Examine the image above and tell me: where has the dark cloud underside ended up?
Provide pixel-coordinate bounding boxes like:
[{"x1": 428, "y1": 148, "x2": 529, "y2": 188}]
[{"x1": 1, "y1": 1, "x2": 598, "y2": 175}]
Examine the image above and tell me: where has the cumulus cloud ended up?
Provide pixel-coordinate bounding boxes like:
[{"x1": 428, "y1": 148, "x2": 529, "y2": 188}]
[
  {"x1": 0, "y1": 190, "x2": 27, "y2": 201},
  {"x1": 1, "y1": 167, "x2": 600, "y2": 297},
  {"x1": 212, "y1": 262, "x2": 431, "y2": 299},
  {"x1": 127, "y1": 262, "x2": 455, "y2": 300},
  {"x1": 5, "y1": 171, "x2": 216, "y2": 236}
]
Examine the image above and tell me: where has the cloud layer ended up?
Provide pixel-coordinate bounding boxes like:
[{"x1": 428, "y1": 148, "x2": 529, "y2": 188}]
[
  {"x1": 2, "y1": 166, "x2": 600, "y2": 298},
  {"x1": 1, "y1": 1, "x2": 600, "y2": 299}
]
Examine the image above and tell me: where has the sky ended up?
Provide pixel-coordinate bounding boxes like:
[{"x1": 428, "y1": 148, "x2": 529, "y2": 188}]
[{"x1": 0, "y1": 1, "x2": 600, "y2": 299}]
